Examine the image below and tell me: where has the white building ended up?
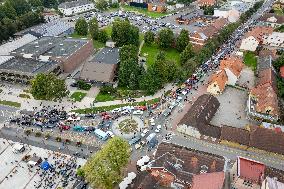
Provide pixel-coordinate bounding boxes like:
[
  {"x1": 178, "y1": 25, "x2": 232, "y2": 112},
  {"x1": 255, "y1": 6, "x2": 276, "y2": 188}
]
[
  {"x1": 58, "y1": 0, "x2": 95, "y2": 16},
  {"x1": 214, "y1": 9, "x2": 240, "y2": 23},
  {"x1": 240, "y1": 36, "x2": 259, "y2": 52},
  {"x1": 263, "y1": 32, "x2": 284, "y2": 48}
]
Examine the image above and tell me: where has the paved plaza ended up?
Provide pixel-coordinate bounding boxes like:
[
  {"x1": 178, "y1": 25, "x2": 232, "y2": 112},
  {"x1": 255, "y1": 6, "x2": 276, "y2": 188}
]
[
  {"x1": 210, "y1": 87, "x2": 255, "y2": 128},
  {"x1": 0, "y1": 138, "x2": 86, "y2": 189}
]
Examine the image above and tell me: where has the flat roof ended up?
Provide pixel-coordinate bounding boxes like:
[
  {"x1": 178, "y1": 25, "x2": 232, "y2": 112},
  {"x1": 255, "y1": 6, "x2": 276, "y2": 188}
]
[
  {"x1": 11, "y1": 37, "x2": 88, "y2": 58},
  {"x1": 91, "y1": 47, "x2": 119, "y2": 65},
  {"x1": 0, "y1": 56, "x2": 59, "y2": 75},
  {"x1": 58, "y1": 0, "x2": 93, "y2": 9}
]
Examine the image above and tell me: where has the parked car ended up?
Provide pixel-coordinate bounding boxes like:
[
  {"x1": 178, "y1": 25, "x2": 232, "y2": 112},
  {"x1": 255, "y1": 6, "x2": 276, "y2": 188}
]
[
  {"x1": 102, "y1": 114, "x2": 111, "y2": 120},
  {"x1": 151, "y1": 103, "x2": 158, "y2": 109},
  {"x1": 83, "y1": 126, "x2": 95, "y2": 132},
  {"x1": 133, "y1": 110, "x2": 143, "y2": 115},
  {"x1": 59, "y1": 124, "x2": 71, "y2": 130},
  {"x1": 106, "y1": 131, "x2": 114, "y2": 138},
  {"x1": 111, "y1": 108, "x2": 122, "y2": 114},
  {"x1": 136, "y1": 106, "x2": 147, "y2": 111},
  {"x1": 155, "y1": 125, "x2": 162, "y2": 133},
  {"x1": 129, "y1": 136, "x2": 141, "y2": 145},
  {"x1": 73, "y1": 125, "x2": 85, "y2": 132},
  {"x1": 141, "y1": 129, "x2": 149, "y2": 137}
]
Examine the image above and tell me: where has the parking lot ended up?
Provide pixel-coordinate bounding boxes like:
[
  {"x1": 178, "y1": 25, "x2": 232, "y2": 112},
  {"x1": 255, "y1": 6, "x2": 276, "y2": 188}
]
[
  {"x1": 210, "y1": 87, "x2": 255, "y2": 128},
  {"x1": 0, "y1": 105, "x2": 18, "y2": 124},
  {"x1": 0, "y1": 138, "x2": 86, "y2": 189}
]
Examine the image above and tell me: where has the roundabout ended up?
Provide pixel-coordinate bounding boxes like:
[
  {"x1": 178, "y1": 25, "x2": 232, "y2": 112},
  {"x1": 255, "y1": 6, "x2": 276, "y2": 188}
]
[{"x1": 112, "y1": 116, "x2": 144, "y2": 140}]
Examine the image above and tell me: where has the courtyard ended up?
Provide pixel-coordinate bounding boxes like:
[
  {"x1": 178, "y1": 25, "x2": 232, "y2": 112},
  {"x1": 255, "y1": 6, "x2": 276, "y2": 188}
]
[{"x1": 210, "y1": 87, "x2": 256, "y2": 128}]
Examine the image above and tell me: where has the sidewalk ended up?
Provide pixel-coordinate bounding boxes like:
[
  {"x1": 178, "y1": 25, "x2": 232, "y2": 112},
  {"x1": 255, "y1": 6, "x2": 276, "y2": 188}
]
[{"x1": 0, "y1": 83, "x2": 175, "y2": 112}]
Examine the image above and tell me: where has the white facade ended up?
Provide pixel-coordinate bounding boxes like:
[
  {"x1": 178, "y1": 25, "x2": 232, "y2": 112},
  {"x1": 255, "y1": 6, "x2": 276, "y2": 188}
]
[
  {"x1": 177, "y1": 124, "x2": 201, "y2": 139},
  {"x1": 224, "y1": 68, "x2": 238, "y2": 85},
  {"x1": 263, "y1": 32, "x2": 284, "y2": 48},
  {"x1": 58, "y1": 1, "x2": 95, "y2": 16},
  {"x1": 240, "y1": 36, "x2": 259, "y2": 51},
  {"x1": 214, "y1": 9, "x2": 240, "y2": 23}
]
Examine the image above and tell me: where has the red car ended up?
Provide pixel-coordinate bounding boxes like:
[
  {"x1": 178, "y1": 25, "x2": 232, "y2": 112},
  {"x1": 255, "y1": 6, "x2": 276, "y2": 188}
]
[
  {"x1": 101, "y1": 112, "x2": 108, "y2": 116},
  {"x1": 151, "y1": 103, "x2": 159, "y2": 109},
  {"x1": 103, "y1": 114, "x2": 111, "y2": 120},
  {"x1": 59, "y1": 124, "x2": 71, "y2": 130},
  {"x1": 136, "y1": 106, "x2": 147, "y2": 111}
]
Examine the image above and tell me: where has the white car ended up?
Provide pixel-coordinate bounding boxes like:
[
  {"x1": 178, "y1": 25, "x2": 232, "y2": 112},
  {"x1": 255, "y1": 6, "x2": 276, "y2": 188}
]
[
  {"x1": 155, "y1": 125, "x2": 162, "y2": 133},
  {"x1": 106, "y1": 131, "x2": 114, "y2": 138},
  {"x1": 121, "y1": 109, "x2": 130, "y2": 115},
  {"x1": 133, "y1": 110, "x2": 143, "y2": 115},
  {"x1": 151, "y1": 122, "x2": 155, "y2": 126},
  {"x1": 141, "y1": 129, "x2": 149, "y2": 137},
  {"x1": 111, "y1": 108, "x2": 122, "y2": 113}
]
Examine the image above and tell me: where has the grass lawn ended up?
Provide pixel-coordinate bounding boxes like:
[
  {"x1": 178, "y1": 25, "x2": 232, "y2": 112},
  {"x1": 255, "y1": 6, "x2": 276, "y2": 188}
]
[
  {"x1": 244, "y1": 51, "x2": 257, "y2": 71},
  {"x1": 0, "y1": 100, "x2": 21, "y2": 108},
  {"x1": 69, "y1": 32, "x2": 88, "y2": 39},
  {"x1": 70, "y1": 92, "x2": 87, "y2": 102},
  {"x1": 103, "y1": 25, "x2": 112, "y2": 37},
  {"x1": 19, "y1": 93, "x2": 31, "y2": 99},
  {"x1": 74, "y1": 98, "x2": 160, "y2": 113},
  {"x1": 273, "y1": 7, "x2": 284, "y2": 15},
  {"x1": 121, "y1": 5, "x2": 168, "y2": 18},
  {"x1": 95, "y1": 93, "x2": 116, "y2": 102},
  {"x1": 140, "y1": 43, "x2": 180, "y2": 66}
]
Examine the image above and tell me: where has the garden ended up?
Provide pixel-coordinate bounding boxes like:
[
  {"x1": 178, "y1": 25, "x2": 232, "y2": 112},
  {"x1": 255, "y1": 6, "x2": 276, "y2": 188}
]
[
  {"x1": 118, "y1": 118, "x2": 138, "y2": 134},
  {"x1": 70, "y1": 92, "x2": 87, "y2": 102}
]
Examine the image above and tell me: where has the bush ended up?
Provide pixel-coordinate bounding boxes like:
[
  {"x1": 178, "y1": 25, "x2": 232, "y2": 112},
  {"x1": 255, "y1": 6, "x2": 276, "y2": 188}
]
[
  {"x1": 98, "y1": 29, "x2": 109, "y2": 43},
  {"x1": 77, "y1": 80, "x2": 91, "y2": 90},
  {"x1": 77, "y1": 168, "x2": 85, "y2": 177},
  {"x1": 100, "y1": 86, "x2": 117, "y2": 95},
  {"x1": 35, "y1": 132, "x2": 42, "y2": 137},
  {"x1": 56, "y1": 136, "x2": 62, "y2": 142},
  {"x1": 19, "y1": 93, "x2": 31, "y2": 99},
  {"x1": 24, "y1": 130, "x2": 31, "y2": 136},
  {"x1": 45, "y1": 133, "x2": 50, "y2": 139}
]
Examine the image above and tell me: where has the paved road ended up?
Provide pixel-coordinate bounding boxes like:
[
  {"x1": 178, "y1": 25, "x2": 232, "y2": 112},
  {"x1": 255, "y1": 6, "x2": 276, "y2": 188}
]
[
  {"x1": 0, "y1": 105, "x2": 18, "y2": 124},
  {"x1": 170, "y1": 133, "x2": 284, "y2": 171}
]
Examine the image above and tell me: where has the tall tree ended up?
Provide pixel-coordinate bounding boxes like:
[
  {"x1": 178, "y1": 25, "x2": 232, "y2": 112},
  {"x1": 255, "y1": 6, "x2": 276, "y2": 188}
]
[
  {"x1": 97, "y1": 29, "x2": 109, "y2": 43},
  {"x1": 176, "y1": 29, "x2": 189, "y2": 52},
  {"x1": 180, "y1": 43, "x2": 195, "y2": 65},
  {"x1": 2, "y1": 1, "x2": 17, "y2": 19},
  {"x1": 75, "y1": 18, "x2": 88, "y2": 36},
  {"x1": 89, "y1": 17, "x2": 99, "y2": 40},
  {"x1": 83, "y1": 137, "x2": 131, "y2": 189},
  {"x1": 111, "y1": 19, "x2": 139, "y2": 47},
  {"x1": 7, "y1": 0, "x2": 31, "y2": 15},
  {"x1": 157, "y1": 28, "x2": 174, "y2": 49},
  {"x1": 31, "y1": 73, "x2": 69, "y2": 101},
  {"x1": 144, "y1": 31, "x2": 155, "y2": 45},
  {"x1": 96, "y1": 0, "x2": 108, "y2": 10}
]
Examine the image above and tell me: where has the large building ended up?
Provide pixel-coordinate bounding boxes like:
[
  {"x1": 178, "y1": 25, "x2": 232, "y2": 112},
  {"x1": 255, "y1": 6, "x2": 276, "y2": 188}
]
[
  {"x1": 10, "y1": 37, "x2": 93, "y2": 73},
  {"x1": 79, "y1": 47, "x2": 119, "y2": 85},
  {"x1": 0, "y1": 56, "x2": 61, "y2": 84},
  {"x1": 58, "y1": 0, "x2": 95, "y2": 16},
  {"x1": 131, "y1": 142, "x2": 226, "y2": 189}
]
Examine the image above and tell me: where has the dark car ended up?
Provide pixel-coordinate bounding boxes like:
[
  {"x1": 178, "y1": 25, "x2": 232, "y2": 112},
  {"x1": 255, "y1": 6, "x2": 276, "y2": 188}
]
[
  {"x1": 70, "y1": 83, "x2": 78, "y2": 87},
  {"x1": 83, "y1": 126, "x2": 95, "y2": 132},
  {"x1": 85, "y1": 114, "x2": 95, "y2": 118}
]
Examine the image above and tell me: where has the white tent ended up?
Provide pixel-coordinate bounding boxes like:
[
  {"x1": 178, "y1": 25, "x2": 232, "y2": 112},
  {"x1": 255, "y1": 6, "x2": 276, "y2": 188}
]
[
  {"x1": 119, "y1": 180, "x2": 128, "y2": 189},
  {"x1": 13, "y1": 143, "x2": 25, "y2": 153},
  {"x1": 128, "y1": 172, "x2": 136, "y2": 180}
]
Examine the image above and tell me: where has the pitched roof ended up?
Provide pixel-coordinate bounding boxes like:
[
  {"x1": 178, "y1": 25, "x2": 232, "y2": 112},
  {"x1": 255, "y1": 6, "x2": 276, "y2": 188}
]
[
  {"x1": 238, "y1": 157, "x2": 265, "y2": 184},
  {"x1": 249, "y1": 126, "x2": 284, "y2": 155},
  {"x1": 220, "y1": 55, "x2": 244, "y2": 77},
  {"x1": 259, "y1": 13, "x2": 284, "y2": 25},
  {"x1": 197, "y1": 0, "x2": 216, "y2": 6},
  {"x1": 256, "y1": 68, "x2": 277, "y2": 90},
  {"x1": 244, "y1": 26, "x2": 273, "y2": 43},
  {"x1": 208, "y1": 69, "x2": 228, "y2": 91},
  {"x1": 211, "y1": 18, "x2": 228, "y2": 30},
  {"x1": 220, "y1": 126, "x2": 250, "y2": 146},
  {"x1": 257, "y1": 55, "x2": 272, "y2": 73},
  {"x1": 266, "y1": 177, "x2": 284, "y2": 189},
  {"x1": 258, "y1": 49, "x2": 278, "y2": 61},
  {"x1": 265, "y1": 167, "x2": 284, "y2": 183},
  {"x1": 280, "y1": 66, "x2": 284, "y2": 78},
  {"x1": 150, "y1": 143, "x2": 225, "y2": 187},
  {"x1": 130, "y1": 171, "x2": 164, "y2": 189},
  {"x1": 191, "y1": 172, "x2": 225, "y2": 189},
  {"x1": 178, "y1": 94, "x2": 220, "y2": 127}
]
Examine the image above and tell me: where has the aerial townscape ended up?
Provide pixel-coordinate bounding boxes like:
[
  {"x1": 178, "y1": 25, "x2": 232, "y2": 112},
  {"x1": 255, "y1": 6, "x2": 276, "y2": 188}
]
[{"x1": 0, "y1": 0, "x2": 284, "y2": 188}]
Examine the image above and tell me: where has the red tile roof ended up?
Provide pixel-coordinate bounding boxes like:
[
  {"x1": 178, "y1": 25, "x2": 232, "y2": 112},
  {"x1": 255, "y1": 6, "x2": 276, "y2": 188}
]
[
  {"x1": 244, "y1": 26, "x2": 273, "y2": 43},
  {"x1": 238, "y1": 157, "x2": 265, "y2": 184},
  {"x1": 191, "y1": 172, "x2": 225, "y2": 189},
  {"x1": 220, "y1": 55, "x2": 244, "y2": 77},
  {"x1": 280, "y1": 66, "x2": 284, "y2": 78},
  {"x1": 208, "y1": 69, "x2": 228, "y2": 92}
]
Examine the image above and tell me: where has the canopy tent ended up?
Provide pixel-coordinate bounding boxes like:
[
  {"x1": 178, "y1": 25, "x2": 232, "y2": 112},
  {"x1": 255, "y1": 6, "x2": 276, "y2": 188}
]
[
  {"x1": 41, "y1": 161, "x2": 51, "y2": 171},
  {"x1": 119, "y1": 180, "x2": 128, "y2": 189},
  {"x1": 28, "y1": 156, "x2": 42, "y2": 166},
  {"x1": 13, "y1": 143, "x2": 25, "y2": 153},
  {"x1": 128, "y1": 172, "x2": 136, "y2": 180},
  {"x1": 137, "y1": 155, "x2": 150, "y2": 167}
]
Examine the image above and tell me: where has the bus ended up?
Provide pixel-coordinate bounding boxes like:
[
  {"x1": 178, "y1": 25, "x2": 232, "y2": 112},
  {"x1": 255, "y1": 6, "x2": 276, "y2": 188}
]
[{"x1": 94, "y1": 129, "x2": 108, "y2": 141}]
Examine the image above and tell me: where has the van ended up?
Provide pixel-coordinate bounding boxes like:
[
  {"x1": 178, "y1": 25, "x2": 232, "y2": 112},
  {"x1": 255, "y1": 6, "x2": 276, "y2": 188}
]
[{"x1": 94, "y1": 129, "x2": 109, "y2": 141}]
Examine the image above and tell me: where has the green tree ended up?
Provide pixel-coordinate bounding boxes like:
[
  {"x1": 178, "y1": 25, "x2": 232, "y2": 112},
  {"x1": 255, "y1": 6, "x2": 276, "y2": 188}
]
[
  {"x1": 96, "y1": 0, "x2": 108, "y2": 10},
  {"x1": 2, "y1": 1, "x2": 17, "y2": 19},
  {"x1": 98, "y1": 29, "x2": 109, "y2": 43},
  {"x1": 89, "y1": 17, "x2": 99, "y2": 40},
  {"x1": 144, "y1": 31, "x2": 155, "y2": 45},
  {"x1": 140, "y1": 65, "x2": 162, "y2": 94},
  {"x1": 202, "y1": 6, "x2": 214, "y2": 15},
  {"x1": 75, "y1": 18, "x2": 88, "y2": 36},
  {"x1": 7, "y1": 0, "x2": 31, "y2": 15},
  {"x1": 31, "y1": 73, "x2": 69, "y2": 101},
  {"x1": 111, "y1": 19, "x2": 139, "y2": 47},
  {"x1": 83, "y1": 137, "x2": 131, "y2": 189},
  {"x1": 176, "y1": 29, "x2": 189, "y2": 52},
  {"x1": 180, "y1": 43, "x2": 195, "y2": 65},
  {"x1": 28, "y1": 0, "x2": 43, "y2": 7},
  {"x1": 157, "y1": 28, "x2": 174, "y2": 49},
  {"x1": 1, "y1": 18, "x2": 17, "y2": 38},
  {"x1": 43, "y1": 0, "x2": 57, "y2": 8}
]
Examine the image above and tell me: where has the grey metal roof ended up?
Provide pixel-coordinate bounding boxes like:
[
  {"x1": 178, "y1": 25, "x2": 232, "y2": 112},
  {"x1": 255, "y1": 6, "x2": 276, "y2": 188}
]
[
  {"x1": 58, "y1": 0, "x2": 93, "y2": 9},
  {"x1": 0, "y1": 56, "x2": 59, "y2": 75},
  {"x1": 91, "y1": 47, "x2": 119, "y2": 65}
]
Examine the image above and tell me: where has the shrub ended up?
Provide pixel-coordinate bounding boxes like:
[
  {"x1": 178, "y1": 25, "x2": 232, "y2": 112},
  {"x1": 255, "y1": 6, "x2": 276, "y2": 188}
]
[
  {"x1": 77, "y1": 80, "x2": 91, "y2": 90},
  {"x1": 56, "y1": 136, "x2": 62, "y2": 142},
  {"x1": 19, "y1": 93, "x2": 31, "y2": 99},
  {"x1": 100, "y1": 86, "x2": 117, "y2": 95},
  {"x1": 35, "y1": 132, "x2": 42, "y2": 137},
  {"x1": 77, "y1": 168, "x2": 85, "y2": 177},
  {"x1": 45, "y1": 133, "x2": 50, "y2": 139},
  {"x1": 24, "y1": 129, "x2": 31, "y2": 136}
]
